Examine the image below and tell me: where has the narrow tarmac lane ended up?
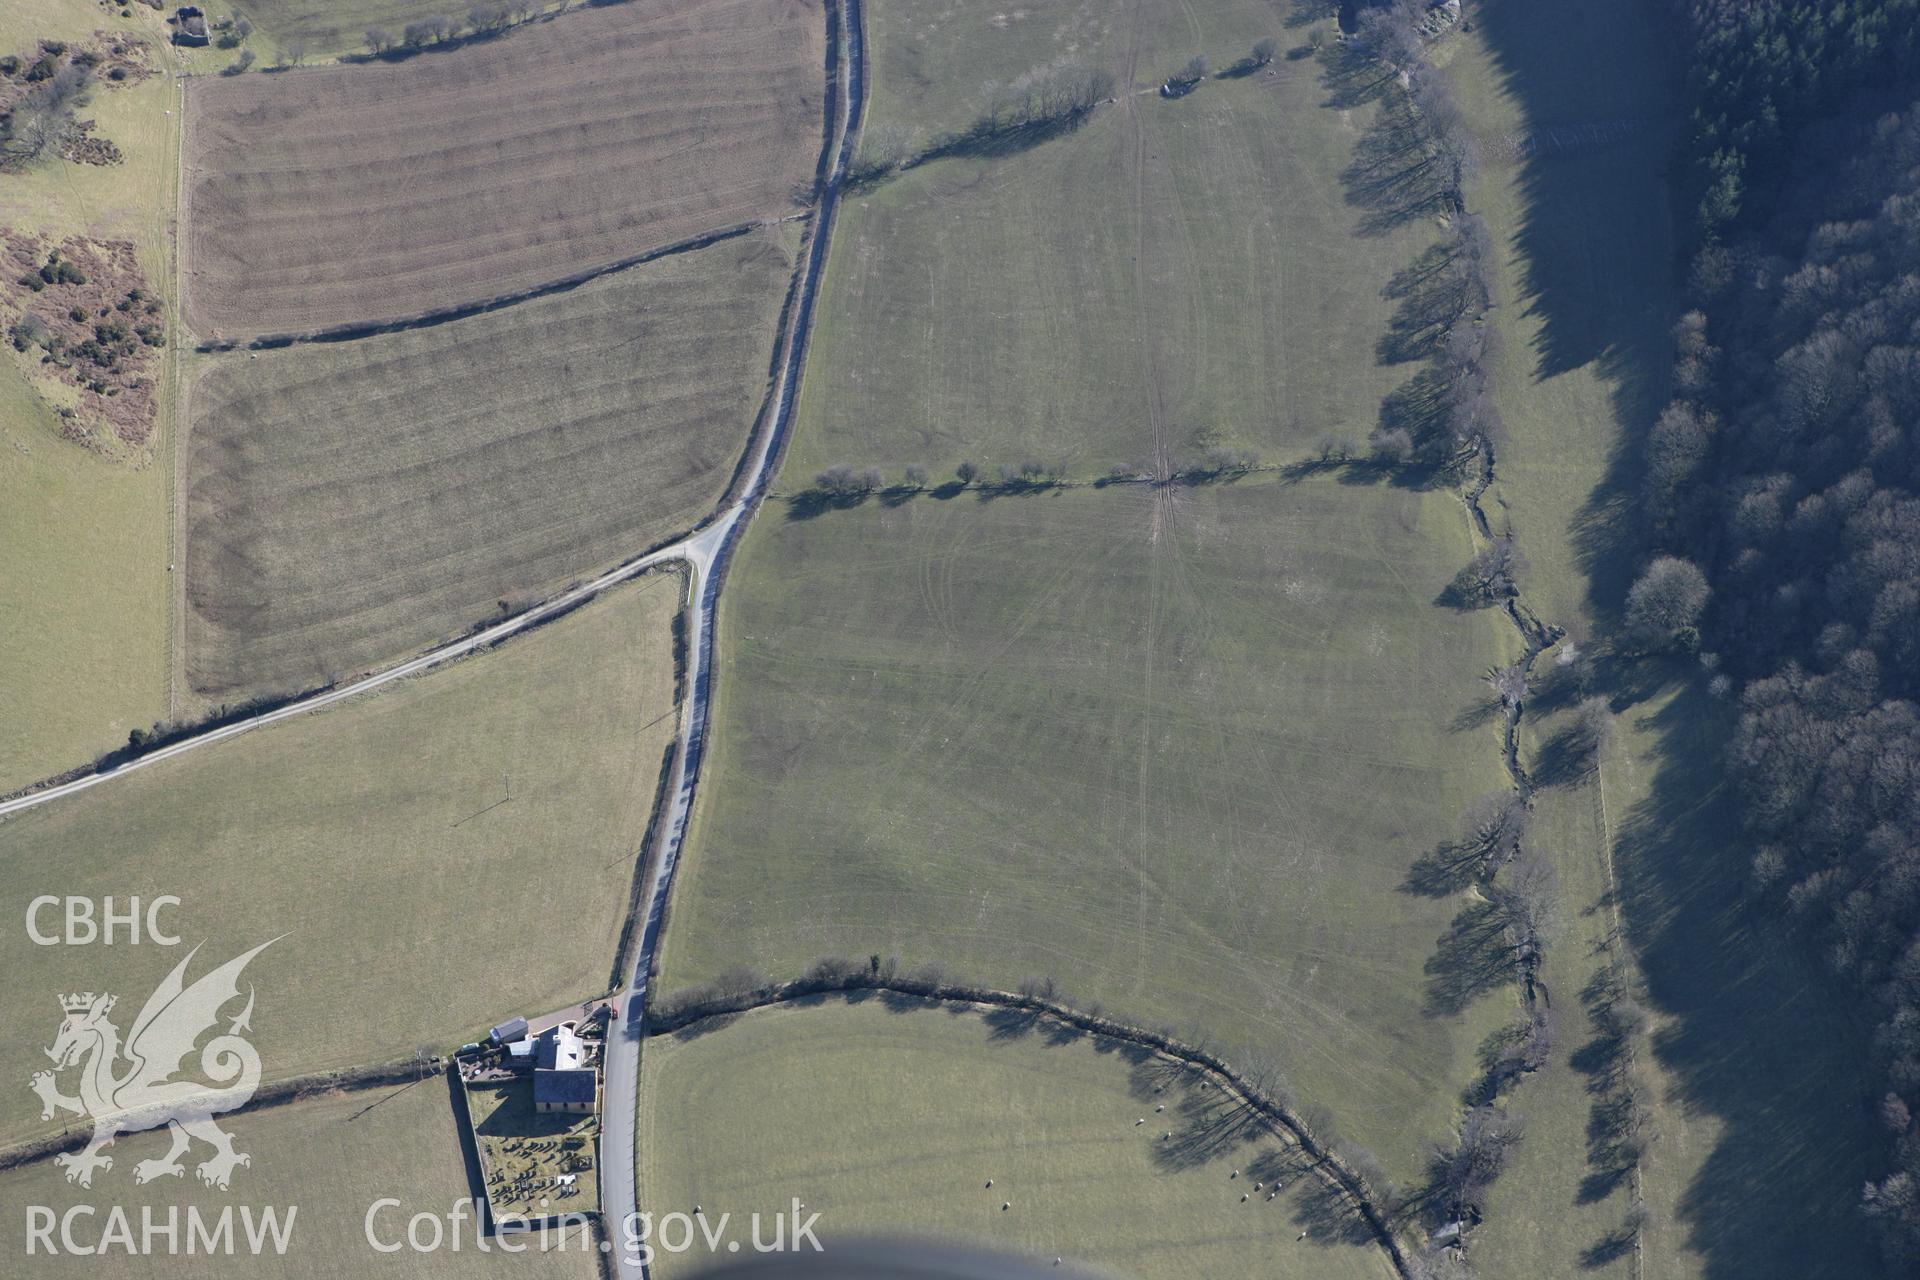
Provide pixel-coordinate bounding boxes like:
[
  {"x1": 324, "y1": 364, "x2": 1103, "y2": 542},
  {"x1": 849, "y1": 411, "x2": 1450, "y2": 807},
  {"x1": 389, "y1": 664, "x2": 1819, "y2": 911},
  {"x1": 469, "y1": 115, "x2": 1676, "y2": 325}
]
[{"x1": 601, "y1": 8, "x2": 863, "y2": 1273}]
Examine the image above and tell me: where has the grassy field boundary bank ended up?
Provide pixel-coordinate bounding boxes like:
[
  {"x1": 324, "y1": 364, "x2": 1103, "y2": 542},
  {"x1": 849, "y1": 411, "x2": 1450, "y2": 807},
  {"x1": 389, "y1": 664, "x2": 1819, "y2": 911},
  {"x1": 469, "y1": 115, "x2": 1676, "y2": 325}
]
[
  {"x1": 189, "y1": 219, "x2": 782, "y2": 353},
  {"x1": 0, "y1": 1054, "x2": 440, "y2": 1174},
  {"x1": 774, "y1": 447, "x2": 1470, "y2": 518},
  {"x1": 0, "y1": 560, "x2": 686, "y2": 809},
  {"x1": 306, "y1": 0, "x2": 771, "y2": 68},
  {"x1": 606, "y1": 581, "x2": 692, "y2": 994},
  {"x1": 647, "y1": 969, "x2": 1416, "y2": 1276}
]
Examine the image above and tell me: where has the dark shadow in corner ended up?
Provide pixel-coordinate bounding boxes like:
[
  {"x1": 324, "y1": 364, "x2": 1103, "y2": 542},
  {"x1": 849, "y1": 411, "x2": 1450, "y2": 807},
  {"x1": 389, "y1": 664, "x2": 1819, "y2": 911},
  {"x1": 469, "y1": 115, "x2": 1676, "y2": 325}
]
[
  {"x1": 1469, "y1": 0, "x2": 1681, "y2": 623},
  {"x1": 904, "y1": 111, "x2": 1094, "y2": 172},
  {"x1": 1608, "y1": 681, "x2": 1882, "y2": 1278},
  {"x1": 1421, "y1": 898, "x2": 1517, "y2": 1017}
]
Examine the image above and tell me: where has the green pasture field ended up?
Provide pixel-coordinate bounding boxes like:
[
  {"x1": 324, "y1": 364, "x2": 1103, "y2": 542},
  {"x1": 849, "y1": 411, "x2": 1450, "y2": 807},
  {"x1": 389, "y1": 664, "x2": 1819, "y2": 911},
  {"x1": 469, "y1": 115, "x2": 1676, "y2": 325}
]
[
  {"x1": 860, "y1": 0, "x2": 1324, "y2": 148},
  {"x1": 636, "y1": 997, "x2": 1397, "y2": 1280},
  {"x1": 183, "y1": 227, "x2": 794, "y2": 704},
  {"x1": 0, "y1": 362, "x2": 169, "y2": 793},
  {"x1": 0, "y1": 1078, "x2": 593, "y2": 1276},
  {"x1": 0, "y1": 1, "x2": 180, "y2": 791},
  {"x1": 801, "y1": 40, "x2": 1434, "y2": 484},
  {"x1": 0, "y1": 574, "x2": 681, "y2": 1150},
  {"x1": 660, "y1": 0, "x2": 1521, "y2": 1192},
  {"x1": 659, "y1": 477, "x2": 1514, "y2": 1184}
]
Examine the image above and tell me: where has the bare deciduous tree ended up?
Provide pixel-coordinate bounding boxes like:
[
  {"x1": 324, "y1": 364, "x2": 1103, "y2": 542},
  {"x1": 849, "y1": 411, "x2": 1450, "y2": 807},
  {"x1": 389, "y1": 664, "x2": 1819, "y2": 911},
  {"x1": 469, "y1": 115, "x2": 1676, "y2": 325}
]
[
  {"x1": 1451, "y1": 533, "x2": 1526, "y2": 605},
  {"x1": 1429, "y1": 1105, "x2": 1526, "y2": 1222},
  {"x1": 1487, "y1": 662, "x2": 1529, "y2": 709},
  {"x1": 1463, "y1": 791, "x2": 1531, "y2": 870},
  {"x1": 1564, "y1": 697, "x2": 1615, "y2": 767},
  {"x1": 0, "y1": 65, "x2": 91, "y2": 163}
]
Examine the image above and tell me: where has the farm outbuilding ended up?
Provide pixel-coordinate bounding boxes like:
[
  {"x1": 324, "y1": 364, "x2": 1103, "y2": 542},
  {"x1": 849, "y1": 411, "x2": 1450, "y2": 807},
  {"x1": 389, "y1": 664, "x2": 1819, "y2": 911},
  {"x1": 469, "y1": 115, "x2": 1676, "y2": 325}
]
[{"x1": 173, "y1": 7, "x2": 210, "y2": 46}]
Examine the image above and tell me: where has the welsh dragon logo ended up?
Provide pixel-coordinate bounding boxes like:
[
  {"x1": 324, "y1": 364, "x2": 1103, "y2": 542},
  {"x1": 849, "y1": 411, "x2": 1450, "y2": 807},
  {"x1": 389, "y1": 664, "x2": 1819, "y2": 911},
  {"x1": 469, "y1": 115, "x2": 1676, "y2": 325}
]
[{"x1": 30, "y1": 940, "x2": 276, "y2": 1190}]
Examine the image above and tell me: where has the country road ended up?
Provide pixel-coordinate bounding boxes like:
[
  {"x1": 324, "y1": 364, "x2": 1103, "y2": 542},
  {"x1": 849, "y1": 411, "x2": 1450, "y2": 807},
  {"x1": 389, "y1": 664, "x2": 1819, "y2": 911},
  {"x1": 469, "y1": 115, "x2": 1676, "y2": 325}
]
[
  {"x1": 600, "y1": 9, "x2": 862, "y2": 1272},
  {"x1": 0, "y1": 0, "x2": 862, "y2": 1272}
]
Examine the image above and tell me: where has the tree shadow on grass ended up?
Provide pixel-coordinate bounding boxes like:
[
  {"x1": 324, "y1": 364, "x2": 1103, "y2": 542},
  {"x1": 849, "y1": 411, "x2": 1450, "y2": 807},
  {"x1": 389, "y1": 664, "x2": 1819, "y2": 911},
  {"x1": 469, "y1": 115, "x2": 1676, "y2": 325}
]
[
  {"x1": 783, "y1": 490, "x2": 871, "y2": 521},
  {"x1": 1422, "y1": 898, "x2": 1518, "y2": 1017},
  {"x1": 1150, "y1": 1083, "x2": 1269, "y2": 1172},
  {"x1": 1579, "y1": 1225, "x2": 1636, "y2": 1270},
  {"x1": 1286, "y1": 0, "x2": 1341, "y2": 31},
  {"x1": 1467, "y1": 0, "x2": 1682, "y2": 623},
  {"x1": 1340, "y1": 90, "x2": 1454, "y2": 236},
  {"x1": 1041, "y1": 1017, "x2": 1089, "y2": 1048},
  {"x1": 907, "y1": 112, "x2": 1094, "y2": 171},
  {"x1": 668, "y1": 1011, "x2": 743, "y2": 1042},
  {"x1": 983, "y1": 1006, "x2": 1041, "y2": 1040},
  {"x1": 877, "y1": 989, "x2": 940, "y2": 1015},
  {"x1": 1609, "y1": 685, "x2": 1883, "y2": 1277},
  {"x1": 1127, "y1": 1055, "x2": 1196, "y2": 1102},
  {"x1": 1317, "y1": 40, "x2": 1395, "y2": 111},
  {"x1": 1378, "y1": 242, "x2": 1471, "y2": 364},
  {"x1": 1403, "y1": 839, "x2": 1488, "y2": 898},
  {"x1": 1450, "y1": 695, "x2": 1502, "y2": 733},
  {"x1": 1289, "y1": 1163, "x2": 1384, "y2": 1247},
  {"x1": 1530, "y1": 723, "x2": 1601, "y2": 789}
]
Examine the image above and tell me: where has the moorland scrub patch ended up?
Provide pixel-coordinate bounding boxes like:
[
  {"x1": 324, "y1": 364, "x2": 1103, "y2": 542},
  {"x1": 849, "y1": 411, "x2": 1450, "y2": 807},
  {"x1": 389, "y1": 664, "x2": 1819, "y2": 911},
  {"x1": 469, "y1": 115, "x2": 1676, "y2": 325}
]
[{"x1": 2, "y1": 232, "x2": 163, "y2": 450}]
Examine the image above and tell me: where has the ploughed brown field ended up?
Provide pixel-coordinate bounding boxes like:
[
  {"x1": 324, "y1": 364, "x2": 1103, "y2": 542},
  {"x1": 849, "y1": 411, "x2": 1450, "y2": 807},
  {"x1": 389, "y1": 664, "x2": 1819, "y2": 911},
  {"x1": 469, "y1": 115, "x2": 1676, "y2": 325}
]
[
  {"x1": 181, "y1": 0, "x2": 825, "y2": 338},
  {"x1": 184, "y1": 226, "x2": 796, "y2": 701}
]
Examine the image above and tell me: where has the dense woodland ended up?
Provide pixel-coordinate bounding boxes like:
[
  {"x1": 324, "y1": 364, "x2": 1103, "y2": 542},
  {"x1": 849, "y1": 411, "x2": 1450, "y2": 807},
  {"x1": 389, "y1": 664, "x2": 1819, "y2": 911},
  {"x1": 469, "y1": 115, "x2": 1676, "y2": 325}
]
[
  {"x1": 1676, "y1": 0, "x2": 1920, "y2": 238},
  {"x1": 1646, "y1": 0, "x2": 1920, "y2": 1262}
]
